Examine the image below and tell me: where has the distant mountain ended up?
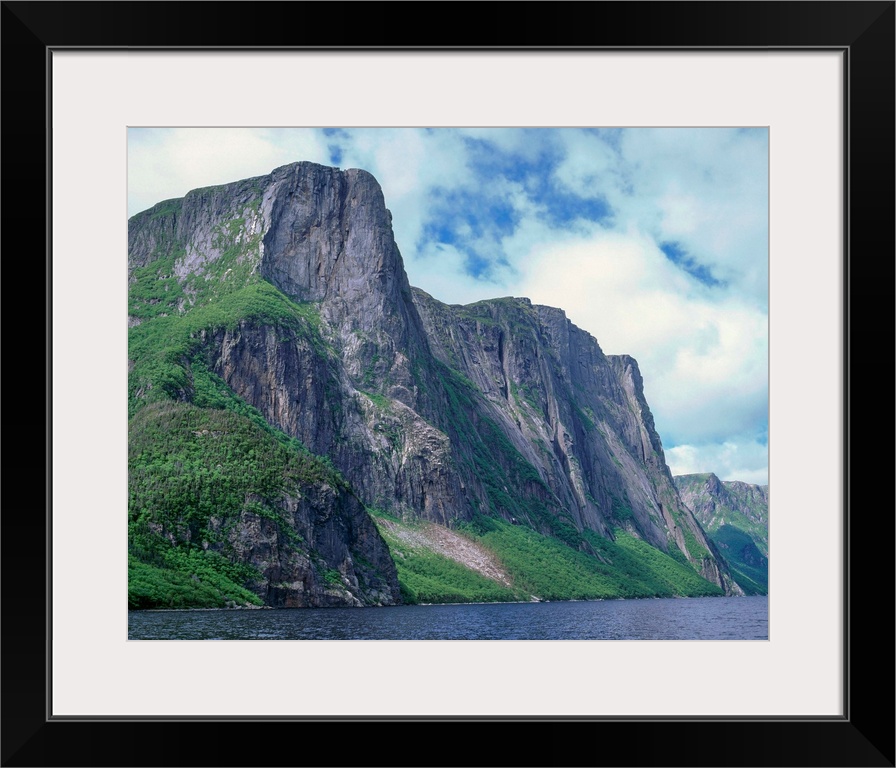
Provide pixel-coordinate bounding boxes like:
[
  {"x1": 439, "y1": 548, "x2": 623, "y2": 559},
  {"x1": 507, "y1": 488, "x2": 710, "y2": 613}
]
[
  {"x1": 674, "y1": 473, "x2": 768, "y2": 594},
  {"x1": 128, "y1": 161, "x2": 745, "y2": 609}
]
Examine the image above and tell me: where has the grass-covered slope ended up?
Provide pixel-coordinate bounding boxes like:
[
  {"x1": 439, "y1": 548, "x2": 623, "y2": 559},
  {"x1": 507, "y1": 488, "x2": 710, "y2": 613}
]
[
  {"x1": 674, "y1": 473, "x2": 769, "y2": 595},
  {"x1": 128, "y1": 555, "x2": 263, "y2": 610},
  {"x1": 469, "y1": 517, "x2": 723, "y2": 600},
  {"x1": 707, "y1": 524, "x2": 768, "y2": 595},
  {"x1": 370, "y1": 512, "x2": 724, "y2": 604},
  {"x1": 370, "y1": 511, "x2": 529, "y2": 604},
  {"x1": 128, "y1": 280, "x2": 324, "y2": 419},
  {"x1": 128, "y1": 401, "x2": 347, "y2": 609}
]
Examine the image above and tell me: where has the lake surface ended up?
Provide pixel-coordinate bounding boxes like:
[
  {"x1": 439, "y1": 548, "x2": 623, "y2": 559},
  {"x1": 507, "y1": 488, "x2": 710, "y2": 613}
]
[{"x1": 129, "y1": 595, "x2": 767, "y2": 640}]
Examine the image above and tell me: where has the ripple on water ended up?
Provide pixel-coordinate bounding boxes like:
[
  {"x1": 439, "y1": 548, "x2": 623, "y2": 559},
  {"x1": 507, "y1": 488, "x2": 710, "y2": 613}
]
[{"x1": 128, "y1": 596, "x2": 768, "y2": 641}]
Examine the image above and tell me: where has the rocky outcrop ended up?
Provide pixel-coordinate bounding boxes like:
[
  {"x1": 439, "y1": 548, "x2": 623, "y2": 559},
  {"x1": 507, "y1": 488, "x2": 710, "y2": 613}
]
[
  {"x1": 127, "y1": 402, "x2": 402, "y2": 608},
  {"x1": 674, "y1": 473, "x2": 769, "y2": 594},
  {"x1": 411, "y1": 291, "x2": 740, "y2": 593},
  {"x1": 674, "y1": 473, "x2": 769, "y2": 555},
  {"x1": 225, "y1": 484, "x2": 400, "y2": 608},
  {"x1": 129, "y1": 161, "x2": 744, "y2": 597},
  {"x1": 203, "y1": 318, "x2": 465, "y2": 527}
]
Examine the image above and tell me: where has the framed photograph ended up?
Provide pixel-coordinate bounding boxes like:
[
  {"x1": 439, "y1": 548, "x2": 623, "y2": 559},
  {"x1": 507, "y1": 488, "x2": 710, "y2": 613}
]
[{"x1": 6, "y1": 1, "x2": 893, "y2": 765}]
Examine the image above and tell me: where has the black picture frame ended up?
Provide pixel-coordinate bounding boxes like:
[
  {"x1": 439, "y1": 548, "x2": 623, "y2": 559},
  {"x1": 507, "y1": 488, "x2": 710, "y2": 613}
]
[{"x1": 4, "y1": 2, "x2": 893, "y2": 766}]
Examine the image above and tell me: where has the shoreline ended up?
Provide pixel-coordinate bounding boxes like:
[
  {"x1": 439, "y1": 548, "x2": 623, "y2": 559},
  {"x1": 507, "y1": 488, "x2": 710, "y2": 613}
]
[{"x1": 129, "y1": 593, "x2": 766, "y2": 613}]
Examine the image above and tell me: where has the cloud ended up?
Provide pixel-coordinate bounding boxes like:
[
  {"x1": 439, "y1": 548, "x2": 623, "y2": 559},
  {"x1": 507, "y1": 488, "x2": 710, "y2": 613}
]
[
  {"x1": 318, "y1": 128, "x2": 770, "y2": 467},
  {"x1": 127, "y1": 127, "x2": 331, "y2": 217},
  {"x1": 665, "y1": 441, "x2": 769, "y2": 486},
  {"x1": 410, "y1": 241, "x2": 517, "y2": 306},
  {"x1": 321, "y1": 128, "x2": 475, "y2": 263},
  {"x1": 509, "y1": 227, "x2": 768, "y2": 452},
  {"x1": 552, "y1": 127, "x2": 769, "y2": 308}
]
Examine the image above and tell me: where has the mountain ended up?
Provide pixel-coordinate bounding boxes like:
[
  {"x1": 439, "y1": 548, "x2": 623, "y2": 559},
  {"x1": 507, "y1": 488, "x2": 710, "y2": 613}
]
[
  {"x1": 128, "y1": 161, "x2": 745, "y2": 609},
  {"x1": 674, "y1": 473, "x2": 769, "y2": 594}
]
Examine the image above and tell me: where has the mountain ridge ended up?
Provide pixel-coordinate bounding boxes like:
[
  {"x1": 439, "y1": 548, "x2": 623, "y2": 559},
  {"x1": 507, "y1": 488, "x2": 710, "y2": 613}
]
[
  {"x1": 128, "y1": 160, "x2": 748, "y2": 608},
  {"x1": 674, "y1": 472, "x2": 769, "y2": 594}
]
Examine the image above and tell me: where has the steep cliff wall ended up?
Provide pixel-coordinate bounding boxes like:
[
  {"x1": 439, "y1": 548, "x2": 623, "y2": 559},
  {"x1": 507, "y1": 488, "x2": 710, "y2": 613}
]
[
  {"x1": 128, "y1": 161, "x2": 744, "y2": 600},
  {"x1": 413, "y1": 290, "x2": 737, "y2": 589},
  {"x1": 674, "y1": 473, "x2": 769, "y2": 594}
]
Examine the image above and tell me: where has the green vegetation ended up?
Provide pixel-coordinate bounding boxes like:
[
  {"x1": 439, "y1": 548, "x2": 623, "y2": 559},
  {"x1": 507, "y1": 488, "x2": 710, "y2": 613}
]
[
  {"x1": 574, "y1": 403, "x2": 596, "y2": 432},
  {"x1": 128, "y1": 204, "x2": 342, "y2": 609},
  {"x1": 321, "y1": 568, "x2": 344, "y2": 587},
  {"x1": 128, "y1": 554, "x2": 263, "y2": 609},
  {"x1": 127, "y1": 199, "x2": 735, "y2": 611},
  {"x1": 130, "y1": 401, "x2": 344, "y2": 542},
  {"x1": 128, "y1": 281, "x2": 323, "y2": 418},
  {"x1": 378, "y1": 356, "x2": 725, "y2": 603},
  {"x1": 130, "y1": 198, "x2": 266, "y2": 321},
  {"x1": 594, "y1": 530, "x2": 724, "y2": 597},
  {"x1": 610, "y1": 492, "x2": 635, "y2": 523},
  {"x1": 708, "y1": 524, "x2": 768, "y2": 595},
  {"x1": 180, "y1": 210, "x2": 266, "y2": 307},
  {"x1": 129, "y1": 251, "x2": 188, "y2": 320},
  {"x1": 360, "y1": 391, "x2": 391, "y2": 410},
  {"x1": 510, "y1": 380, "x2": 542, "y2": 412},
  {"x1": 664, "y1": 542, "x2": 693, "y2": 567},
  {"x1": 430, "y1": 360, "x2": 570, "y2": 540},
  {"x1": 394, "y1": 549, "x2": 519, "y2": 604},
  {"x1": 680, "y1": 525, "x2": 711, "y2": 563},
  {"x1": 128, "y1": 399, "x2": 344, "y2": 609},
  {"x1": 373, "y1": 510, "x2": 724, "y2": 604},
  {"x1": 674, "y1": 474, "x2": 769, "y2": 556},
  {"x1": 457, "y1": 517, "x2": 723, "y2": 600},
  {"x1": 671, "y1": 475, "x2": 768, "y2": 594},
  {"x1": 458, "y1": 296, "x2": 540, "y2": 339},
  {"x1": 147, "y1": 198, "x2": 182, "y2": 220},
  {"x1": 371, "y1": 512, "x2": 527, "y2": 604}
]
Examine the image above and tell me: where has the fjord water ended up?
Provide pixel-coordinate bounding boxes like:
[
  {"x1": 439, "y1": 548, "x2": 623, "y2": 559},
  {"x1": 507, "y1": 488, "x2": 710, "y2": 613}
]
[{"x1": 129, "y1": 595, "x2": 767, "y2": 640}]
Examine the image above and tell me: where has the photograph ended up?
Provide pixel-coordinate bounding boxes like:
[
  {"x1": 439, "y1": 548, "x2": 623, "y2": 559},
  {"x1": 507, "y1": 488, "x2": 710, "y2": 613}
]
[
  {"x1": 126, "y1": 127, "x2": 771, "y2": 641},
  {"x1": 4, "y1": 0, "x2": 891, "y2": 762}
]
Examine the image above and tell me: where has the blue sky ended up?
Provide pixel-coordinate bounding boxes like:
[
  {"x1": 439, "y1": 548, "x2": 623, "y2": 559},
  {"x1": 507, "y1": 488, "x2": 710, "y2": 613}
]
[{"x1": 128, "y1": 127, "x2": 769, "y2": 484}]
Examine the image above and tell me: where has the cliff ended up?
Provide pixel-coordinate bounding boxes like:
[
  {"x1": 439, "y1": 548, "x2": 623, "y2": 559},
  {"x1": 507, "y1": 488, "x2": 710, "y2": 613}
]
[
  {"x1": 128, "y1": 161, "x2": 745, "y2": 607},
  {"x1": 674, "y1": 473, "x2": 769, "y2": 594}
]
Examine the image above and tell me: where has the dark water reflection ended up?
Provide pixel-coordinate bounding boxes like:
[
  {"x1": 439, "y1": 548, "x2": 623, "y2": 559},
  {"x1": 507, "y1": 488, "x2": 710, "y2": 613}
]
[{"x1": 129, "y1": 595, "x2": 768, "y2": 640}]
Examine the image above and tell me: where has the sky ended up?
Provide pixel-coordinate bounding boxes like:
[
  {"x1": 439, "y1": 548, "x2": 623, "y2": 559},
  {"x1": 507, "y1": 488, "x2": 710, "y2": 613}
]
[{"x1": 128, "y1": 127, "x2": 769, "y2": 485}]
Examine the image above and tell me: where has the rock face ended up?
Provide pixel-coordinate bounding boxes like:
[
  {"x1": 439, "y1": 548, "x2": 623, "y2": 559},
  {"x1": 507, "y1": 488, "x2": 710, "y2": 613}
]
[
  {"x1": 128, "y1": 161, "x2": 745, "y2": 601},
  {"x1": 674, "y1": 473, "x2": 769, "y2": 594},
  {"x1": 410, "y1": 291, "x2": 738, "y2": 591},
  {"x1": 259, "y1": 166, "x2": 426, "y2": 377},
  {"x1": 127, "y1": 401, "x2": 402, "y2": 609},
  {"x1": 228, "y1": 480, "x2": 400, "y2": 608}
]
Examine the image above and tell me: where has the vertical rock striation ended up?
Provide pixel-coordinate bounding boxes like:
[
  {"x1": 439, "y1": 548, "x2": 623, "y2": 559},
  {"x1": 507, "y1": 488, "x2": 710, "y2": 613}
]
[{"x1": 129, "y1": 161, "x2": 745, "y2": 598}]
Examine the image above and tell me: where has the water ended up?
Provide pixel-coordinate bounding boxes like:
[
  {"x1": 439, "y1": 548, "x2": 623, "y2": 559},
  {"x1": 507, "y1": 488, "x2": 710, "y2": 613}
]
[{"x1": 128, "y1": 595, "x2": 767, "y2": 640}]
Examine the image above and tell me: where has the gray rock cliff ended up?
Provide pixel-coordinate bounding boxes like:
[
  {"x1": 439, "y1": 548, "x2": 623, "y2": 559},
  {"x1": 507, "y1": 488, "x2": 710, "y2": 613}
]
[
  {"x1": 129, "y1": 161, "x2": 744, "y2": 598},
  {"x1": 674, "y1": 472, "x2": 769, "y2": 594}
]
